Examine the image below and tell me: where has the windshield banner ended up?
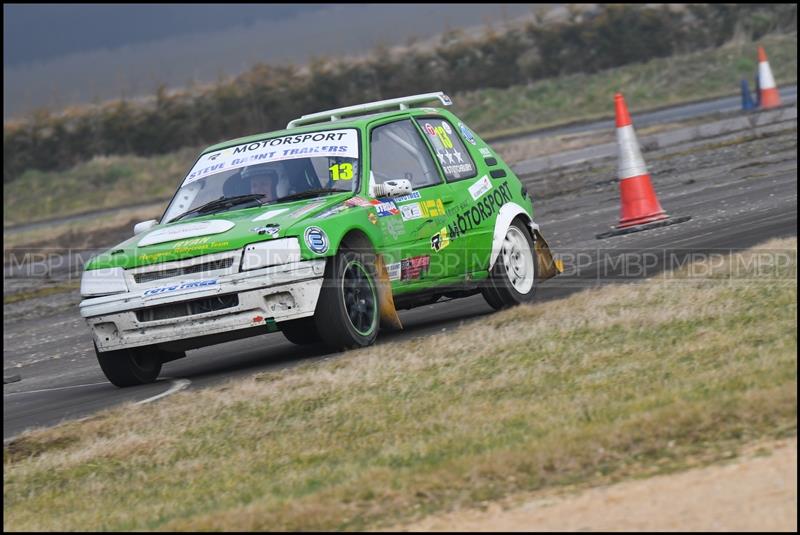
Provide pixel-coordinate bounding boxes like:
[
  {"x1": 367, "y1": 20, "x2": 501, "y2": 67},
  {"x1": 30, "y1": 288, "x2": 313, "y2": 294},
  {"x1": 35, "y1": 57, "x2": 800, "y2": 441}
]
[{"x1": 183, "y1": 129, "x2": 358, "y2": 186}]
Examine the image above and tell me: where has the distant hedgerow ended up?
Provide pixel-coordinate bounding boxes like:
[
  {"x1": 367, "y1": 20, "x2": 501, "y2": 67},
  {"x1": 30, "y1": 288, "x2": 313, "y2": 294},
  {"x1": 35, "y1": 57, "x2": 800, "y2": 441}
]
[{"x1": 3, "y1": 3, "x2": 796, "y2": 183}]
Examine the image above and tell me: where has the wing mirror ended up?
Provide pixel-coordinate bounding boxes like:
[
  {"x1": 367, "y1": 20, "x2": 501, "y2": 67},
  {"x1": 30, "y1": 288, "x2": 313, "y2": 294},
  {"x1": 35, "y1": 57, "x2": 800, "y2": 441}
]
[
  {"x1": 372, "y1": 179, "x2": 413, "y2": 198},
  {"x1": 133, "y1": 219, "x2": 158, "y2": 235}
]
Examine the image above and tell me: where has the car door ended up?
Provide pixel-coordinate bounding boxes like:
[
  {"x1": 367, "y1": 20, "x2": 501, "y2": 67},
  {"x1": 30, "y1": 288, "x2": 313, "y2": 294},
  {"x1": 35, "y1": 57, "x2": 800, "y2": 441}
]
[
  {"x1": 367, "y1": 118, "x2": 461, "y2": 287},
  {"x1": 413, "y1": 116, "x2": 488, "y2": 276}
]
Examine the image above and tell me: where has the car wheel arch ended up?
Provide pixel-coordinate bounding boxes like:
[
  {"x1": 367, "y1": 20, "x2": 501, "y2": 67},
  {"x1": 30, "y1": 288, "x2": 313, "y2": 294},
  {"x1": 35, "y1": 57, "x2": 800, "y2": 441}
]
[{"x1": 488, "y1": 202, "x2": 540, "y2": 271}]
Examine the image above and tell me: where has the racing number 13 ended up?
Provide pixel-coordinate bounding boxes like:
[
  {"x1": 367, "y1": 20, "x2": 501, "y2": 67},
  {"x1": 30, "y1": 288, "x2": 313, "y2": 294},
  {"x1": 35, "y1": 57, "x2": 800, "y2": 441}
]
[{"x1": 329, "y1": 163, "x2": 353, "y2": 181}]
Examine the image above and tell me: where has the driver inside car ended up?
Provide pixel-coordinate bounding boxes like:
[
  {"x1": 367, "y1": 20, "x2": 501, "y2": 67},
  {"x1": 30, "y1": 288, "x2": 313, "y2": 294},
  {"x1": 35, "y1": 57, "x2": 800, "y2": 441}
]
[{"x1": 243, "y1": 165, "x2": 282, "y2": 202}]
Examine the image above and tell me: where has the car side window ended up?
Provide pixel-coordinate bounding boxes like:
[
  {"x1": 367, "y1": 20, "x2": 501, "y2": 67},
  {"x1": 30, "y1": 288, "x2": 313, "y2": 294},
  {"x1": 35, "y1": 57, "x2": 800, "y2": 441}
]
[
  {"x1": 370, "y1": 120, "x2": 441, "y2": 189},
  {"x1": 415, "y1": 118, "x2": 477, "y2": 181}
]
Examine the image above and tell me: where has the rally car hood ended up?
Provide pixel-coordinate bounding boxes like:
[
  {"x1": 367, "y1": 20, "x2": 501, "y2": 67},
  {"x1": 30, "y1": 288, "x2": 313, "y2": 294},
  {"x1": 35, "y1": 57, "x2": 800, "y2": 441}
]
[{"x1": 85, "y1": 194, "x2": 350, "y2": 270}]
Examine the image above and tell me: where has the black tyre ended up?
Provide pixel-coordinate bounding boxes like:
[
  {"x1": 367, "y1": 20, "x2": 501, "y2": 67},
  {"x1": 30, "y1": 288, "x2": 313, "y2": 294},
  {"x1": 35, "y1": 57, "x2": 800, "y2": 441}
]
[
  {"x1": 95, "y1": 343, "x2": 162, "y2": 387},
  {"x1": 280, "y1": 317, "x2": 322, "y2": 345},
  {"x1": 481, "y1": 219, "x2": 538, "y2": 310},
  {"x1": 314, "y1": 249, "x2": 379, "y2": 350}
]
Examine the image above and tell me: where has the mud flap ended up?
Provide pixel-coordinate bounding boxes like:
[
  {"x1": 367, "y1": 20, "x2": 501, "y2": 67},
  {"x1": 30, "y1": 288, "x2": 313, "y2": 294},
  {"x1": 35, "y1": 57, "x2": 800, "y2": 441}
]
[
  {"x1": 375, "y1": 254, "x2": 403, "y2": 330},
  {"x1": 533, "y1": 229, "x2": 563, "y2": 281}
]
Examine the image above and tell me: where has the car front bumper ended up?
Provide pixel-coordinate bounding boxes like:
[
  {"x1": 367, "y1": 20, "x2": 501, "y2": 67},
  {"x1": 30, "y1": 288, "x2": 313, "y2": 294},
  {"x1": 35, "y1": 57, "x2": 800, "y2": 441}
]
[{"x1": 80, "y1": 259, "x2": 326, "y2": 352}]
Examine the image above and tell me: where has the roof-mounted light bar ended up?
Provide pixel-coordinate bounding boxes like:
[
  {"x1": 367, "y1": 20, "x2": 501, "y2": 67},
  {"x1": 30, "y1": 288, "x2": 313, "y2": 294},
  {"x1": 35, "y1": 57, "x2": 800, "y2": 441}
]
[{"x1": 286, "y1": 91, "x2": 452, "y2": 129}]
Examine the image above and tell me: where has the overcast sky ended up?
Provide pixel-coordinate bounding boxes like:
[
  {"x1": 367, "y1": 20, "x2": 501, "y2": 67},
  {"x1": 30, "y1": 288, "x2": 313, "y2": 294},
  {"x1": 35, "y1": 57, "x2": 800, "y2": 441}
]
[
  {"x1": 3, "y1": 4, "x2": 545, "y2": 119},
  {"x1": 4, "y1": 4, "x2": 321, "y2": 66}
]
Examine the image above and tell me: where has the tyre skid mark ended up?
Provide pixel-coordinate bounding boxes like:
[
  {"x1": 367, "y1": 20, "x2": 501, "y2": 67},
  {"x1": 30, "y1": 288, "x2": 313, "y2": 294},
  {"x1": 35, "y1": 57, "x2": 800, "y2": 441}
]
[{"x1": 134, "y1": 379, "x2": 191, "y2": 405}]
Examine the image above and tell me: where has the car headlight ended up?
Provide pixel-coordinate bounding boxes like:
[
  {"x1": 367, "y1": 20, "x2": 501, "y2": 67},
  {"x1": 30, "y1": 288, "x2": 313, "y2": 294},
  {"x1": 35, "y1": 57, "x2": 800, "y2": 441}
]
[
  {"x1": 80, "y1": 267, "x2": 129, "y2": 297},
  {"x1": 241, "y1": 238, "x2": 302, "y2": 271}
]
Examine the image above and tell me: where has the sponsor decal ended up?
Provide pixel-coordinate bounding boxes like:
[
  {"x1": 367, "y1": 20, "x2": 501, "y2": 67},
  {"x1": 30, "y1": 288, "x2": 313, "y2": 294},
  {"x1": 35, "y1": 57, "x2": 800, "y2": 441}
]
[
  {"x1": 430, "y1": 227, "x2": 451, "y2": 252},
  {"x1": 250, "y1": 224, "x2": 280, "y2": 237},
  {"x1": 442, "y1": 161, "x2": 473, "y2": 176},
  {"x1": 421, "y1": 198, "x2": 446, "y2": 217},
  {"x1": 183, "y1": 129, "x2": 359, "y2": 186},
  {"x1": 424, "y1": 123, "x2": 436, "y2": 136},
  {"x1": 386, "y1": 262, "x2": 401, "y2": 281},
  {"x1": 434, "y1": 125, "x2": 454, "y2": 148},
  {"x1": 163, "y1": 237, "x2": 231, "y2": 256},
  {"x1": 368, "y1": 212, "x2": 378, "y2": 225},
  {"x1": 315, "y1": 203, "x2": 351, "y2": 219},
  {"x1": 437, "y1": 150, "x2": 463, "y2": 165},
  {"x1": 400, "y1": 198, "x2": 446, "y2": 221},
  {"x1": 345, "y1": 196, "x2": 372, "y2": 207},
  {"x1": 137, "y1": 220, "x2": 235, "y2": 247},
  {"x1": 435, "y1": 147, "x2": 473, "y2": 177},
  {"x1": 381, "y1": 217, "x2": 405, "y2": 240},
  {"x1": 371, "y1": 199, "x2": 400, "y2": 217},
  {"x1": 468, "y1": 175, "x2": 493, "y2": 200},
  {"x1": 391, "y1": 190, "x2": 422, "y2": 203},
  {"x1": 303, "y1": 226, "x2": 329, "y2": 254},
  {"x1": 458, "y1": 122, "x2": 477, "y2": 145},
  {"x1": 252, "y1": 207, "x2": 289, "y2": 222},
  {"x1": 138, "y1": 252, "x2": 171, "y2": 263},
  {"x1": 479, "y1": 147, "x2": 493, "y2": 157},
  {"x1": 171, "y1": 237, "x2": 210, "y2": 249},
  {"x1": 143, "y1": 278, "x2": 218, "y2": 297},
  {"x1": 422, "y1": 119, "x2": 475, "y2": 178},
  {"x1": 446, "y1": 181, "x2": 513, "y2": 240},
  {"x1": 400, "y1": 203, "x2": 423, "y2": 221},
  {"x1": 289, "y1": 200, "x2": 327, "y2": 219},
  {"x1": 401, "y1": 255, "x2": 430, "y2": 280}
]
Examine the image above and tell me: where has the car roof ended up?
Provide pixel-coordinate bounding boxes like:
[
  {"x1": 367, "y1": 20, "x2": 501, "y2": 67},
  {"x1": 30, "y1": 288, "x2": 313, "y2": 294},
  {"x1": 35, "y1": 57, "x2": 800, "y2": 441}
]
[{"x1": 201, "y1": 107, "x2": 450, "y2": 154}]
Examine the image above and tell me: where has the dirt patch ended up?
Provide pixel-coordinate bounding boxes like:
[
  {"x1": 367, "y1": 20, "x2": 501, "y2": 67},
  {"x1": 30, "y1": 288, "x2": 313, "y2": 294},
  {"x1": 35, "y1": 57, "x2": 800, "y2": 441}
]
[{"x1": 397, "y1": 437, "x2": 797, "y2": 532}]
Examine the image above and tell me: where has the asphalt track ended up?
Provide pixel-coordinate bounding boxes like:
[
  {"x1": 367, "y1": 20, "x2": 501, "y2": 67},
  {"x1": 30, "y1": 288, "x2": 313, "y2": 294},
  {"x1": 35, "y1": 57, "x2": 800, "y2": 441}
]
[{"x1": 3, "y1": 101, "x2": 797, "y2": 441}]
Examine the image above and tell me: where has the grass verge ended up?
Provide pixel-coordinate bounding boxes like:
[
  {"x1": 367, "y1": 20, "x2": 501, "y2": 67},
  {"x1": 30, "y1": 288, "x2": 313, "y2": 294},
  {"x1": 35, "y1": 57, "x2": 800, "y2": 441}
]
[
  {"x1": 3, "y1": 33, "x2": 797, "y2": 229},
  {"x1": 3, "y1": 203, "x2": 164, "y2": 251},
  {"x1": 3, "y1": 237, "x2": 796, "y2": 531},
  {"x1": 3, "y1": 148, "x2": 193, "y2": 228}
]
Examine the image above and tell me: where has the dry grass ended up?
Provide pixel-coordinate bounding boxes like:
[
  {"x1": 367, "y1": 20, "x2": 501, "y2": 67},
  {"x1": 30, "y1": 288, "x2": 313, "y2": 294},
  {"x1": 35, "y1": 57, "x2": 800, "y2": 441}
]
[
  {"x1": 3, "y1": 148, "x2": 194, "y2": 228},
  {"x1": 3, "y1": 238, "x2": 796, "y2": 531}
]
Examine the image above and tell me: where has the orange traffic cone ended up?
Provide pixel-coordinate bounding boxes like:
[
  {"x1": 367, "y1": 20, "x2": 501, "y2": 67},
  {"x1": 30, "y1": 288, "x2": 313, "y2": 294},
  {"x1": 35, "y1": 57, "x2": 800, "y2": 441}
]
[
  {"x1": 757, "y1": 46, "x2": 781, "y2": 109},
  {"x1": 614, "y1": 93, "x2": 667, "y2": 228}
]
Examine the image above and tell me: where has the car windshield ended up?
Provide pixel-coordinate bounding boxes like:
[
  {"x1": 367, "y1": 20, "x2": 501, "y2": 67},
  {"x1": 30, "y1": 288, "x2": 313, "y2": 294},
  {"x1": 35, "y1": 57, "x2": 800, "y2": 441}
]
[{"x1": 163, "y1": 128, "x2": 360, "y2": 223}]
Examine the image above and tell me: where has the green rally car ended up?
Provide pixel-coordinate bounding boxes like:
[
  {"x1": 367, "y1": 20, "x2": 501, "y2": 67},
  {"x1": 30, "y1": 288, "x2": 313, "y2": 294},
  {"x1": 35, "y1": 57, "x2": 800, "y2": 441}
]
[{"x1": 79, "y1": 92, "x2": 562, "y2": 387}]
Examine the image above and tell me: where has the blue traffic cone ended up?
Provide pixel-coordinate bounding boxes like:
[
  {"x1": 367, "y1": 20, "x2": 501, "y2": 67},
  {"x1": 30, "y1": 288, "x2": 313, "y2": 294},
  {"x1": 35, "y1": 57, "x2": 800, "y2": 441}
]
[{"x1": 741, "y1": 79, "x2": 756, "y2": 110}]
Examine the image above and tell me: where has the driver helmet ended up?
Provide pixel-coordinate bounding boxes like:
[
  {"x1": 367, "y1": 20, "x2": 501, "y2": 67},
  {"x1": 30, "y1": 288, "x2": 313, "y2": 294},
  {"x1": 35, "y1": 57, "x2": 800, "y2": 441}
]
[{"x1": 242, "y1": 164, "x2": 281, "y2": 201}]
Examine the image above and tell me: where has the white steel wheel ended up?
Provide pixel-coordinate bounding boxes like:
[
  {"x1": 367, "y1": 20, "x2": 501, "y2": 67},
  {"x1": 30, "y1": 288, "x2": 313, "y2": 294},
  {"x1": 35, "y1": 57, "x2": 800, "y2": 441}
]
[
  {"x1": 481, "y1": 219, "x2": 538, "y2": 310},
  {"x1": 500, "y1": 226, "x2": 535, "y2": 294}
]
